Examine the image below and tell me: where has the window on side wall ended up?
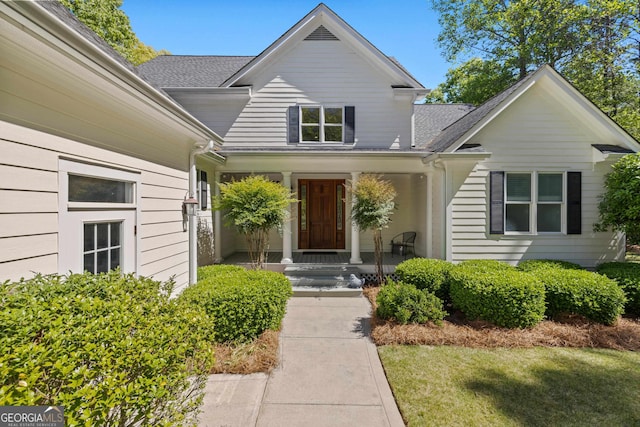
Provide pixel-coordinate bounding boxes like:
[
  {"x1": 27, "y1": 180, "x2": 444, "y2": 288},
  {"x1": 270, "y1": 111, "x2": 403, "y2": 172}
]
[
  {"x1": 59, "y1": 159, "x2": 140, "y2": 275},
  {"x1": 490, "y1": 171, "x2": 581, "y2": 235}
]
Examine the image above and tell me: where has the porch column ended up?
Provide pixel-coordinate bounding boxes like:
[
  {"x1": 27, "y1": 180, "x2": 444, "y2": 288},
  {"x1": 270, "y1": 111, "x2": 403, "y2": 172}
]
[
  {"x1": 424, "y1": 166, "x2": 434, "y2": 259},
  {"x1": 213, "y1": 171, "x2": 223, "y2": 263},
  {"x1": 349, "y1": 172, "x2": 363, "y2": 264},
  {"x1": 281, "y1": 172, "x2": 293, "y2": 264}
]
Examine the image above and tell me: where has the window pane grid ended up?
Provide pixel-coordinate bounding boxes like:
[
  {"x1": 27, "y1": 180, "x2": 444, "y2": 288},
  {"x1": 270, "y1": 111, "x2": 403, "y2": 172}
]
[
  {"x1": 300, "y1": 106, "x2": 344, "y2": 143},
  {"x1": 83, "y1": 222, "x2": 122, "y2": 274},
  {"x1": 503, "y1": 172, "x2": 564, "y2": 234}
]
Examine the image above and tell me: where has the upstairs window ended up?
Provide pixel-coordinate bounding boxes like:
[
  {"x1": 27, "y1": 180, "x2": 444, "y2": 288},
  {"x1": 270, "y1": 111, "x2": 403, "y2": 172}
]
[{"x1": 289, "y1": 105, "x2": 355, "y2": 144}]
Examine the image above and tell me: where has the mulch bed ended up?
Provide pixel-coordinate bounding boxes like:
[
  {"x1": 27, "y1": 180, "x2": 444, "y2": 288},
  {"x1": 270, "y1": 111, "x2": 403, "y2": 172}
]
[
  {"x1": 364, "y1": 287, "x2": 640, "y2": 351},
  {"x1": 211, "y1": 329, "x2": 280, "y2": 374}
]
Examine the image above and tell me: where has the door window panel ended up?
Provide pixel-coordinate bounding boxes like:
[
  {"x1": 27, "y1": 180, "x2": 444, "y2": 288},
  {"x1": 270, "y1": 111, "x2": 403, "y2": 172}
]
[{"x1": 83, "y1": 222, "x2": 122, "y2": 274}]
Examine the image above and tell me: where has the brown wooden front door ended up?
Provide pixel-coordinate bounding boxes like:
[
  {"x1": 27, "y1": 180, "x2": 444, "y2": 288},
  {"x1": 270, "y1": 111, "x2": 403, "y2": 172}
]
[{"x1": 298, "y1": 179, "x2": 345, "y2": 249}]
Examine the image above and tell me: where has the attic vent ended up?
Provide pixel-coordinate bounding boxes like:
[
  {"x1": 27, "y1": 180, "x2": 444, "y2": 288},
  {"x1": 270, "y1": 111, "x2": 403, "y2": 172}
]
[{"x1": 305, "y1": 25, "x2": 339, "y2": 41}]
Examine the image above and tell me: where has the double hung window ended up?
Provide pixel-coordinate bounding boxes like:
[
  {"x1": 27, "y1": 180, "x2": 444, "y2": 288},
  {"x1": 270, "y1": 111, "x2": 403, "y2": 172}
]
[
  {"x1": 491, "y1": 171, "x2": 581, "y2": 235},
  {"x1": 288, "y1": 105, "x2": 355, "y2": 144}
]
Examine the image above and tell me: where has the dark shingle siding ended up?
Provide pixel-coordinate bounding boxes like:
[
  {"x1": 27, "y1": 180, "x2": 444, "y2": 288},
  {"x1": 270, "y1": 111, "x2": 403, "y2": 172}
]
[
  {"x1": 138, "y1": 55, "x2": 255, "y2": 88},
  {"x1": 413, "y1": 104, "x2": 475, "y2": 149}
]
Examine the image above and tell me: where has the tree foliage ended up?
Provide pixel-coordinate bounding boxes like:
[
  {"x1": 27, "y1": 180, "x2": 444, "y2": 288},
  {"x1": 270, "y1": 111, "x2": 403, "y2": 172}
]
[
  {"x1": 215, "y1": 175, "x2": 297, "y2": 270},
  {"x1": 594, "y1": 153, "x2": 640, "y2": 244},
  {"x1": 428, "y1": 0, "x2": 640, "y2": 140},
  {"x1": 60, "y1": 0, "x2": 168, "y2": 65},
  {"x1": 349, "y1": 175, "x2": 396, "y2": 285}
]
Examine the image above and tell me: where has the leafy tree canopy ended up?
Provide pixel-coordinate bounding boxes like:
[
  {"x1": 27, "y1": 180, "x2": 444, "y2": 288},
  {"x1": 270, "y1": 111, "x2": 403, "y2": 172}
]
[
  {"x1": 60, "y1": 0, "x2": 168, "y2": 65},
  {"x1": 428, "y1": 0, "x2": 640, "y2": 140}
]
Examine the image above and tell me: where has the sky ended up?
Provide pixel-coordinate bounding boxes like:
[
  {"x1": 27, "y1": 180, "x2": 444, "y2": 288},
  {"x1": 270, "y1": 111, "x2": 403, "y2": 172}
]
[{"x1": 121, "y1": 0, "x2": 451, "y2": 89}]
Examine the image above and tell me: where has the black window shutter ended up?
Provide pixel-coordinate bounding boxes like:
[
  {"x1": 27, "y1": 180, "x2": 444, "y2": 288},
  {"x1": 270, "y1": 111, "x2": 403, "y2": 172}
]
[
  {"x1": 489, "y1": 171, "x2": 505, "y2": 234},
  {"x1": 200, "y1": 170, "x2": 208, "y2": 210},
  {"x1": 567, "y1": 171, "x2": 581, "y2": 234},
  {"x1": 288, "y1": 106, "x2": 299, "y2": 143},
  {"x1": 344, "y1": 106, "x2": 355, "y2": 143}
]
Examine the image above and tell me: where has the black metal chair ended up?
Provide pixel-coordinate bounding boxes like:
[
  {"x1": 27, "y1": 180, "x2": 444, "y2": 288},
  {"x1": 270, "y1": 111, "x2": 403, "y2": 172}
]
[{"x1": 390, "y1": 232, "x2": 416, "y2": 259}]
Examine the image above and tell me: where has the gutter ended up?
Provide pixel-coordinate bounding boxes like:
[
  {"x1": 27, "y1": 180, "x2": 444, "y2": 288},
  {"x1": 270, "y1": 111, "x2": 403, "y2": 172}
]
[{"x1": 188, "y1": 141, "x2": 218, "y2": 285}]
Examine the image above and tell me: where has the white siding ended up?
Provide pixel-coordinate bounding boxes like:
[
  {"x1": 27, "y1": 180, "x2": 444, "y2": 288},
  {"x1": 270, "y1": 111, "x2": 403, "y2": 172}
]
[
  {"x1": 448, "y1": 88, "x2": 625, "y2": 268},
  {"x1": 222, "y1": 41, "x2": 412, "y2": 149},
  {"x1": 0, "y1": 121, "x2": 191, "y2": 287}
]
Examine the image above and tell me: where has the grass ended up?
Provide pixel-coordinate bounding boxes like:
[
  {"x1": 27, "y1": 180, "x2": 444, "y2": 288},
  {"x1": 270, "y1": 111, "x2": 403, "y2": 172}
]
[{"x1": 379, "y1": 345, "x2": 640, "y2": 427}]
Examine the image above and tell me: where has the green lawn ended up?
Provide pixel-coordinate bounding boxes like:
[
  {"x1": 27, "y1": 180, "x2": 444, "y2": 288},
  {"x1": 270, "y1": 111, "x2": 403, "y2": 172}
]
[{"x1": 379, "y1": 345, "x2": 640, "y2": 427}]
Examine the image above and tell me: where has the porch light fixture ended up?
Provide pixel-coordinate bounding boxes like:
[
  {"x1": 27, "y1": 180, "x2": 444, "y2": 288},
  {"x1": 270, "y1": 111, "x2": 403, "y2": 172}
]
[{"x1": 182, "y1": 196, "x2": 199, "y2": 232}]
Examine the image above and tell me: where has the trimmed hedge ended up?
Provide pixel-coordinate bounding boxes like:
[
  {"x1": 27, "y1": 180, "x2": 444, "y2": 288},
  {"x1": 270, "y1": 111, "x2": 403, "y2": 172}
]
[
  {"x1": 457, "y1": 259, "x2": 516, "y2": 273},
  {"x1": 449, "y1": 265, "x2": 546, "y2": 328},
  {"x1": 198, "y1": 264, "x2": 247, "y2": 281},
  {"x1": 376, "y1": 280, "x2": 447, "y2": 325},
  {"x1": 596, "y1": 262, "x2": 640, "y2": 316},
  {"x1": 181, "y1": 267, "x2": 292, "y2": 343},
  {"x1": 394, "y1": 258, "x2": 454, "y2": 300},
  {"x1": 518, "y1": 259, "x2": 583, "y2": 272},
  {"x1": 0, "y1": 271, "x2": 216, "y2": 426},
  {"x1": 528, "y1": 268, "x2": 626, "y2": 325}
]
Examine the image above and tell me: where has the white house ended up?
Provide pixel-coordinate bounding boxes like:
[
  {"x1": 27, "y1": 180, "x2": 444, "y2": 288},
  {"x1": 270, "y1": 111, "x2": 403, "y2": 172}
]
[
  {"x1": 0, "y1": 1, "x2": 224, "y2": 290},
  {"x1": 139, "y1": 3, "x2": 639, "y2": 268}
]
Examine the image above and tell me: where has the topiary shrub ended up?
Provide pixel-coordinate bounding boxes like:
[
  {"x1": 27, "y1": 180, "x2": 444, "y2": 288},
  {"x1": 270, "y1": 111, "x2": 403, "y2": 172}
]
[
  {"x1": 596, "y1": 262, "x2": 640, "y2": 316},
  {"x1": 0, "y1": 271, "x2": 216, "y2": 426},
  {"x1": 376, "y1": 279, "x2": 447, "y2": 325},
  {"x1": 518, "y1": 259, "x2": 583, "y2": 272},
  {"x1": 449, "y1": 265, "x2": 546, "y2": 328},
  {"x1": 180, "y1": 267, "x2": 292, "y2": 343},
  {"x1": 528, "y1": 268, "x2": 626, "y2": 325},
  {"x1": 394, "y1": 258, "x2": 454, "y2": 300}
]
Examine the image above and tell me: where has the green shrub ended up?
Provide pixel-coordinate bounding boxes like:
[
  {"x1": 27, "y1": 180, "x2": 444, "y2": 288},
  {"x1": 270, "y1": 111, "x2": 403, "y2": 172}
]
[
  {"x1": 394, "y1": 258, "x2": 454, "y2": 300},
  {"x1": 198, "y1": 264, "x2": 246, "y2": 281},
  {"x1": 596, "y1": 262, "x2": 640, "y2": 316},
  {"x1": 518, "y1": 259, "x2": 584, "y2": 272},
  {"x1": 449, "y1": 266, "x2": 546, "y2": 328},
  {"x1": 457, "y1": 259, "x2": 516, "y2": 272},
  {"x1": 0, "y1": 271, "x2": 215, "y2": 426},
  {"x1": 528, "y1": 268, "x2": 626, "y2": 325},
  {"x1": 181, "y1": 267, "x2": 292, "y2": 343},
  {"x1": 376, "y1": 280, "x2": 447, "y2": 325}
]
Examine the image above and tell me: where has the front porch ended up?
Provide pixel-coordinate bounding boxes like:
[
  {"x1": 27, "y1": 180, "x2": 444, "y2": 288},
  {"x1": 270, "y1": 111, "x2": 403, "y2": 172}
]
[{"x1": 221, "y1": 251, "x2": 406, "y2": 277}]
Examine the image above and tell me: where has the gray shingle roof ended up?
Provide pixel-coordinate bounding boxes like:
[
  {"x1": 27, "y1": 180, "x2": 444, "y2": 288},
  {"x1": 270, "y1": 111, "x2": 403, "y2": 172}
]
[
  {"x1": 138, "y1": 56, "x2": 255, "y2": 88},
  {"x1": 414, "y1": 104, "x2": 476, "y2": 149},
  {"x1": 592, "y1": 144, "x2": 635, "y2": 154},
  {"x1": 426, "y1": 72, "x2": 536, "y2": 152},
  {"x1": 38, "y1": 0, "x2": 137, "y2": 73}
]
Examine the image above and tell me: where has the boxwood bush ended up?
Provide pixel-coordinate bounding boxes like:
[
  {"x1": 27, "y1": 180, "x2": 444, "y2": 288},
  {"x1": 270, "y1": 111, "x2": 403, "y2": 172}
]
[
  {"x1": 527, "y1": 268, "x2": 626, "y2": 325},
  {"x1": 376, "y1": 280, "x2": 447, "y2": 325},
  {"x1": 457, "y1": 259, "x2": 516, "y2": 273},
  {"x1": 394, "y1": 258, "x2": 454, "y2": 300},
  {"x1": 0, "y1": 271, "x2": 216, "y2": 426},
  {"x1": 181, "y1": 267, "x2": 292, "y2": 343},
  {"x1": 596, "y1": 262, "x2": 640, "y2": 316},
  {"x1": 518, "y1": 259, "x2": 583, "y2": 272},
  {"x1": 449, "y1": 265, "x2": 546, "y2": 328}
]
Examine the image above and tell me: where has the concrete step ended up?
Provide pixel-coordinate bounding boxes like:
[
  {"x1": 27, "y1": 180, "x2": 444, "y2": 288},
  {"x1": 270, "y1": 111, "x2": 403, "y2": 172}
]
[{"x1": 285, "y1": 264, "x2": 365, "y2": 297}]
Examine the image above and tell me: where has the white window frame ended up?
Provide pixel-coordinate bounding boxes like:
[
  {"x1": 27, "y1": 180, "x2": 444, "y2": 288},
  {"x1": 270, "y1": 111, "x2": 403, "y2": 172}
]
[
  {"x1": 299, "y1": 105, "x2": 344, "y2": 143},
  {"x1": 504, "y1": 171, "x2": 566, "y2": 235},
  {"x1": 58, "y1": 159, "x2": 141, "y2": 275}
]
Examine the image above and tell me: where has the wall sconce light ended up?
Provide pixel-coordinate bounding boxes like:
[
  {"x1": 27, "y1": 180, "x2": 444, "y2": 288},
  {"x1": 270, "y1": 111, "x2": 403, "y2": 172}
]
[{"x1": 182, "y1": 196, "x2": 199, "y2": 232}]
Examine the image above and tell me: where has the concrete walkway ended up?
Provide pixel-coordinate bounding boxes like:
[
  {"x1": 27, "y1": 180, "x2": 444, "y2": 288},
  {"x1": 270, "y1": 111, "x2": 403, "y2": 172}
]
[{"x1": 198, "y1": 297, "x2": 405, "y2": 427}]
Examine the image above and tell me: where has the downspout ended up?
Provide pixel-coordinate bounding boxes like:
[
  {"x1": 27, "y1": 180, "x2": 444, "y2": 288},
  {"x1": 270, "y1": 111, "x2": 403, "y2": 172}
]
[{"x1": 189, "y1": 140, "x2": 214, "y2": 285}]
